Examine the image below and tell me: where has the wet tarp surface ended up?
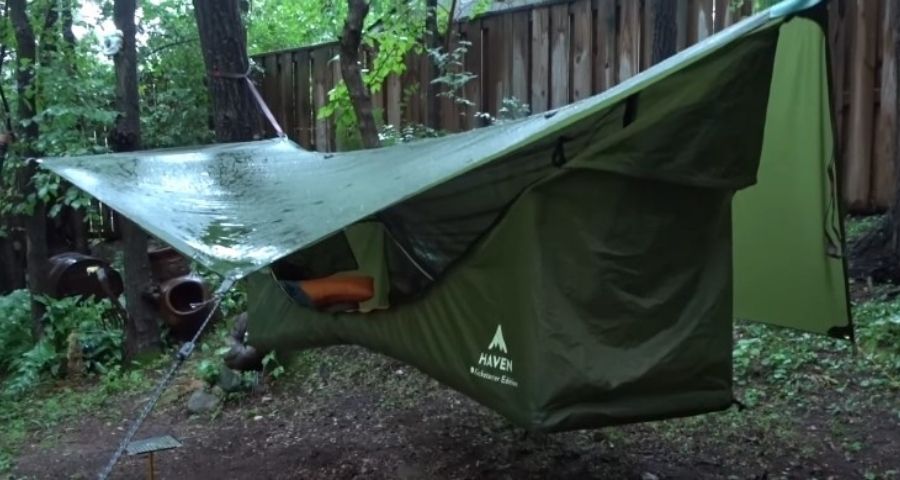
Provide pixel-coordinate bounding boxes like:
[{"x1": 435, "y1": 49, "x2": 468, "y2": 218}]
[
  {"x1": 40, "y1": 1, "x2": 851, "y2": 430},
  {"x1": 42, "y1": 10, "x2": 782, "y2": 280}
]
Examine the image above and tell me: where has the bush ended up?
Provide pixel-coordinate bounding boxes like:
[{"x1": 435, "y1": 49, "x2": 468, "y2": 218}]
[{"x1": 0, "y1": 292, "x2": 124, "y2": 397}]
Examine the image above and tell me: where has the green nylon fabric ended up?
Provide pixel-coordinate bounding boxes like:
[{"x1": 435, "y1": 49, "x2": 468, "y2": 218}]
[
  {"x1": 732, "y1": 17, "x2": 851, "y2": 336},
  {"x1": 244, "y1": 20, "x2": 784, "y2": 431},
  {"x1": 247, "y1": 171, "x2": 737, "y2": 431}
]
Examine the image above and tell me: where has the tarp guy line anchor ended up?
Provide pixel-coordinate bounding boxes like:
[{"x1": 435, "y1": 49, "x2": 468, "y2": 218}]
[{"x1": 96, "y1": 276, "x2": 237, "y2": 480}]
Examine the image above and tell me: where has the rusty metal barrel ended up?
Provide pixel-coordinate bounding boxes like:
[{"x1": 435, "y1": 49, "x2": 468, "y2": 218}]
[
  {"x1": 158, "y1": 275, "x2": 220, "y2": 341},
  {"x1": 47, "y1": 252, "x2": 124, "y2": 300},
  {"x1": 148, "y1": 246, "x2": 190, "y2": 284}
]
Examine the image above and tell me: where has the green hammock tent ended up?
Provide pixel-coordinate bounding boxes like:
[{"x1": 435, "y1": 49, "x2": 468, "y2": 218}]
[{"x1": 41, "y1": 0, "x2": 851, "y2": 432}]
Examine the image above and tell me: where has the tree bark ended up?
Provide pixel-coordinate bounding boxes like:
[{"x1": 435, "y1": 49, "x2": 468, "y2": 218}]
[
  {"x1": 111, "y1": 0, "x2": 162, "y2": 361},
  {"x1": 649, "y1": 0, "x2": 677, "y2": 65},
  {"x1": 892, "y1": 0, "x2": 900, "y2": 253},
  {"x1": 193, "y1": 0, "x2": 262, "y2": 143},
  {"x1": 10, "y1": 0, "x2": 50, "y2": 338},
  {"x1": 61, "y1": 0, "x2": 76, "y2": 50},
  {"x1": 340, "y1": 0, "x2": 380, "y2": 149}
]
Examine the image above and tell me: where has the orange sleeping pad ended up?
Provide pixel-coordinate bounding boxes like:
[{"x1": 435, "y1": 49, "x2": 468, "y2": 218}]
[{"x1": 296, "y1": 275, "x2": 375, "y2": 308}]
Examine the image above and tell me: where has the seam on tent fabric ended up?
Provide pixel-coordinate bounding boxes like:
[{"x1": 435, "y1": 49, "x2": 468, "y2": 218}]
[
  {"x1": 564, "y1": 162, "x2": 758, "y2": 190},
  {"x1": 378, "y1": 223, "x2": 438, "y2": 281}
]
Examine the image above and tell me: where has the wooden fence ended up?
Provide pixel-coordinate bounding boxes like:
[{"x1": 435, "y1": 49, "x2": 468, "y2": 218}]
[{"x1": 253, "y1": 0, "x2": 898, "y2": 213}]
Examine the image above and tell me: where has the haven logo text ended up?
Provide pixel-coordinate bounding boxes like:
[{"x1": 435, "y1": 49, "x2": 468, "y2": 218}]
[{"x1": 469, "y1": 325, "x2": 518, "y2": 388}]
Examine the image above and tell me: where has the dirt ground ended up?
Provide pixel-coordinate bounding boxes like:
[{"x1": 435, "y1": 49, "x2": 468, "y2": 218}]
[{"x1": 9, "y1": 341, "x2": 899, "y2": 480}]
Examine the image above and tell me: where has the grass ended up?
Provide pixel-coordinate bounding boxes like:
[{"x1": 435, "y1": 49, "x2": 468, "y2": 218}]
[
  {"x1": 845, "y1": 214, "x2": 885, "y2": 240},
  {"x1": 0, "y1": 363, "x2": 158, "y2": 473}
]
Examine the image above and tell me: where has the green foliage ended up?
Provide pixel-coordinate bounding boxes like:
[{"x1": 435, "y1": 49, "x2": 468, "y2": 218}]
[
  {"x1": 732, "y1": 296, "x2": 900, "y2": 408},
  {"x1": 247, "y1": 0, "x2": 348, "y2": 53},
  {"x1": 428, "y1": 40, "x2": 476, "y2": 108},
  {"x1": 0, "y1": 291, "x2": 34, "y2": 374},
  {"x1": 378, "y1": 122, "x2": 440, "y2": 146},
  {"x1": 852, "y1": 298, "x2": 900, "y2": 374},
  {"x1": 316, "y1": 0, "x2": 431, "y2": 144},
  {"x1": 845, "y1": 214, "x2": 885, "y2": 242},
  {"x1": 473, "y1": 96, "x2": 531, "y2": 126},
  {"x1": 261, "y1": 350, "x2": 285, "y2": 379},
  {"x1": 1, "y1": 0, "x2": 214, "y2": 239},
  {"x1": 139, "y1": 0, "x2": 214, "y2": 148},
  {"x1": 0, "y1": 291, "x2": 123, "y2": 398}
]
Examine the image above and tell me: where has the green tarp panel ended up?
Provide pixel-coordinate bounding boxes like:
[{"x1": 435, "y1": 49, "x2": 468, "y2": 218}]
[
  {"x1": 39, "y1": 0, "x2": 851, "y2": 431},
  {"x1": 732, "y1": 16, "x2": 852, "y2": 337},
  {"x1": 39, "y1": 6, "x2": 786, "y2": 280}
]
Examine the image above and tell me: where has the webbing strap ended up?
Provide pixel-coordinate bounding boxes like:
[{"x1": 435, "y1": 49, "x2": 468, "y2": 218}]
[
  {"x1": 97, "y1": 276, "x2": 237, "y2": 480},
  {"x1": 211, "y1": 67, "x2": 286, "y2": 138}
]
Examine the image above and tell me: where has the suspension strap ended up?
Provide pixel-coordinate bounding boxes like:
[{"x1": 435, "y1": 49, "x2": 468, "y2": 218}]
[
  {"x1": 97, "y1": 276, "x2": 237, "y2": 480},
  {"x1": 211, "y1": 66, "x2": 286, "y2": 138}
]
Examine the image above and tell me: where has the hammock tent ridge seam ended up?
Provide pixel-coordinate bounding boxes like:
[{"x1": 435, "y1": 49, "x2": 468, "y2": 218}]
[{"x1": 40, "y1": 0, "x2": 851, "y2": 432}]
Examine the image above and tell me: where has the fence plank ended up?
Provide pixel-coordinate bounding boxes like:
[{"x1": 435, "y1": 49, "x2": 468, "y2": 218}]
[
  {"x1": 713, "y1": 0, "x2": 729, "y2": 31},
  {"x1": 386, "y1": 73, "x2": 402, "y2": 130},
  {"x1": 490, "y1": 15, "x2": 512, "y2": 115},
  {"x1": 688, "y1": 0, "x2": 713, "y2": 44},
  {"x1": 593, "y1": 0, "x2": 616, "y2": 92},
  {"x1": 844, "y1": 0, "x2": 876, "y2": 211},
  {"x1": 618, "y1": 0, "x2": 641, "y2": 82},
  {"x1": 531, "y1": 7, "x2": 551, "y2": 112},
  {"x1": 829, "y1": 0, "x2": 851, "y2": 162},
  {"x1": 293, "y1": 50, "x2": 313, "y2": 148},
  {"x1": 311, "y1": 48, "x2": 332, "y2": 151},
  {"x1": 441, "y1": 30, "x2": 462, "y2": 132},
  {"x1": 262, "y1": 55, "x2": 280, "y2": 137},
  {"x1": 403, "y1": 53, "x2": 423, "y2": 125},
  {"x1": 643, "y1": 0, "x2": 655, "y2": 70},
  {"x1": 481, "y1": 17, "x2": 499, "y2": 116},
  {"x1": 676, "y1": 0, "x2": 690, "y2": 51},
  {"x1": 511, "y1": 11, "x2": 531, "y2": 107},
  {"x1": 462, "y1": 20, "x2": 483, "y2": 129},
  {"x1": 873, "y1": 0, "x2": 895, "y2": 209},
  {"x1": 278, "y1": 53, "x2": 295, "y2": 140},
  {"x1": 550, "y1": 3, "x2": 570, "y2": 107},
  {"x1": 571, "y1": 0, "x2": 592, "y2": 101}
]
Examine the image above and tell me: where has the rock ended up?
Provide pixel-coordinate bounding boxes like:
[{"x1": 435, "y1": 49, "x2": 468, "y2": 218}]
[
  {"x1": 210, "y1": 386, "x2": 226, "y2": 398},
  {"x1": 187, "y1": 390, "x2": 220, "y2": 414},
  {"x1": 217, "y1": 367, "x2": 245, "y2": 393},
  {"x1": 641, "y1": 473, "x2": 660, "y2": 480}
]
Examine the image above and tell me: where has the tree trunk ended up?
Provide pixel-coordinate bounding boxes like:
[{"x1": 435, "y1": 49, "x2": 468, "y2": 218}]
[
  {"x1": 340, "y1": 0, "x2": 380, "y2": 149},
  {"x1": 61, "y1": 0, "x2": 76, "y2": 51},
  {"x1": 425, "y1": 0, "x2": 441, "y2": 129},
  {"x1": 193, "y1": 0, "x2": 262, "y2": 143},
  {"x1": 650, "y1": 0, "x2": 677, "y2": 65},
  {"x1": 892, "y1": 0, "x2": 900, "y2": 253},
  {"x1": 10, "y1": 0, "x2": 49, "y2": 338},
  {"x1": 111, "y1": 0, "x2": 161, "y2": 361}
]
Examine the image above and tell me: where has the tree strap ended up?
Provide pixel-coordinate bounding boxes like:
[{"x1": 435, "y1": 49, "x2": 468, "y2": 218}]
[{"x1": 211, "y1": 67, "x2": 286, "y2": 139}]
